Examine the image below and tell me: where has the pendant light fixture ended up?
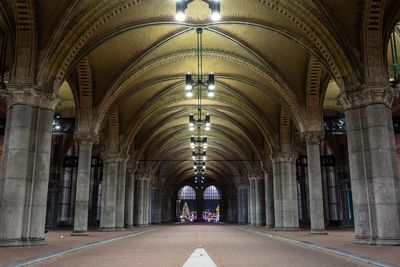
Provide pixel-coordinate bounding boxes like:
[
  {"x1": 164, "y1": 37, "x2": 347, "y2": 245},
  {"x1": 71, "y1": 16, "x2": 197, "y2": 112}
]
[
  {"x1": 175, "y1": 0, "x2": 222, "y2": 22},
  {"x1": 184, "y1": 27, "x2": 217, "y2": 182}
]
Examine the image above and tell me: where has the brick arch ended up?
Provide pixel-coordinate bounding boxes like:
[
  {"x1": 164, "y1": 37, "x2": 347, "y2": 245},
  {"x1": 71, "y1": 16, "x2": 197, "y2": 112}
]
[
  {"x1": 279, "y1": 108, "x2": 294, "y2": 153},
  {"x1": 106, "y1": 110, "x2": 120, "y2": 154},
  {"x1": 76, "y1": 57, "x2": 93, "y2": 132},
  {"x1": 11, "y1": 0, "x2": 36, "y2": 84},
  {"x1": 254, "y1": 0, "x2": 358, "y2": 86},
  {"x1": 306, "y1": 56, "x2": 324, "y2": 131},
  {"x1": 361, "y1": 0, "x2": 388, "y2": 83}
]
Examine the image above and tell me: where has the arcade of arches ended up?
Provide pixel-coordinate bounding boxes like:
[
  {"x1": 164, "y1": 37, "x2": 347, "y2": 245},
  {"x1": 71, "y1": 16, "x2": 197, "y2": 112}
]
[{"x1": 0, "y1": 0, "x2": 400, "y2": 250}]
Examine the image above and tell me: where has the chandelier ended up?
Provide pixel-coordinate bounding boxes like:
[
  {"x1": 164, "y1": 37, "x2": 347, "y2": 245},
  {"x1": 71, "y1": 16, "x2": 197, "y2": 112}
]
[
  {"x1": 175, "y1": 0, "x2": 221, "y2": 22},
  {"x1": 183, "y1": 27, "x2": 217, "y2": 186}
]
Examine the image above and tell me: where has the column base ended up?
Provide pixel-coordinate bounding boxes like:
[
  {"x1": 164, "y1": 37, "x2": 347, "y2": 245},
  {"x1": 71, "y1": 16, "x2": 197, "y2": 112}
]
[
  {"x1": 124, "y1": 225, "x2": 135, "y2": 230},
  {"x1": 310, "y1": 229, "x2": 328, "y2": 235},
  {"x1": 134, "y1": 224, "x2": 149, "y2": 227},
  {"x1": 99, "y1": 227, "x2": 126, "y2": 232},
  {"x1": 274, "y1": 227, "x2": 300, "y2": 231},
  {"x1": 353, "y1": 236, "x2": 400, "y2": 246},
  {"x1": 0, "y1": 238, "x2": 47, "y2": 247},
  {"x1": 71, "y1": 231, "x2": 90, "y2": 236}
]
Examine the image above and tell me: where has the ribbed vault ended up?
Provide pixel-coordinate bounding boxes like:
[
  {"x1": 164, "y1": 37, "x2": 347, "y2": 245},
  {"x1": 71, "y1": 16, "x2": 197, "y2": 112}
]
[{"x1": 1, "y1": 0, "x2": 399, "y2": 190}]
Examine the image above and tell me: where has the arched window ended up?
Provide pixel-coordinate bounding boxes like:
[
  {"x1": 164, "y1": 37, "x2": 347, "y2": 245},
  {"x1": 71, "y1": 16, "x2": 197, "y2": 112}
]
[
  {"x1": 178, "y1": 186, "x2": 196, "y2": 200},
  {"x1": 203, "y1": 186, "x2": 220, "y2": 200},
  {"x1": 177, "y1": 186, "x2": 197, "y2": 222},
  {"x1": 203, "y1": 186, "x2": 221, "y2": 222}
]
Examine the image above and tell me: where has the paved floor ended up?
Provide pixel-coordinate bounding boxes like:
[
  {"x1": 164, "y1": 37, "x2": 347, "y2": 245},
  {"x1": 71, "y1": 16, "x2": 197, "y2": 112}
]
[
  {"x1": 249, "y1": 226, "x2": 400, "y2": 265},
  {"x1": 1, "y1": 224, "x2": 399, "y2": 267}
]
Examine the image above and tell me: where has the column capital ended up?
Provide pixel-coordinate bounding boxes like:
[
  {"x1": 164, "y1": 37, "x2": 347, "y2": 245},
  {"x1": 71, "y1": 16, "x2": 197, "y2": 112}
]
[
  {"x1": 1, "y1": 85, "x2": 60, "y2": 111},
  {"x1": 74, "y1": 131, "x2": 98, "y2": 145},
  {"x1": 337, "y1": 84, "x2": 399, "y2": 111},
  {"x1": 301, "y1": 131, "x2": 324, "y2": 146},
  {"x1": 271, "y1": 152, "x2": 297, "y2": 163}
]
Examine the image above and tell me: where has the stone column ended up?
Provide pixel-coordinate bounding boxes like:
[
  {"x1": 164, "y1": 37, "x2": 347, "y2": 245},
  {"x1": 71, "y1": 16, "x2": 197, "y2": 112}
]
[
  {"x1": 272, "y1": 157, "x2": 283, "y2": 230},
  {"x1": 125, "y1": 168, "x2": 135, "y2": 228},
  {"x1": 142, "y1": 179, "x2": 150, "y2": 226},
  {"x1": 115, "y1": 156, "x2": 128, "y2": 229},
  {"x1": 155, "y1": 188, "x2": 162, "y2": 224},
  {"x1": 100, "y1": 154, "x2": 118, "y2": 230},
  {"x1": 72, "y1": 132, "x2": 97, "y2": 236},
  {"x1": 237, "y1": 187, "x2": 243, "y2": 223},
  {"x1": 226, "y1": 192, "x2": 236, "y2": 223},
  {"x1": 264, "y1": 169, "x2": 274, "y2": 228},
  {"x1": 254, "y1": 178, "x2": 265, "y2": 226},
  {"x1": 134, "y1": 178, "x2": 145, "y2": 226},
  {"x1": 302, "y1": 131, "x2": 327, "y2": 235},
  {"x1": 236, "y1": 186, "x2": 248, "y2": 224},
  {"x1": 249, "y1": 179, "x2": 256, "y2": 225},
  {"x1": 0, "y1": 88, "x2": 59, "y2": 247},
  {"x1": 338, "y1": 87, "x2": 400, "y2": 245},
  {"x1": 272, "y1": 153, "x2": 299, "y2": 231}
]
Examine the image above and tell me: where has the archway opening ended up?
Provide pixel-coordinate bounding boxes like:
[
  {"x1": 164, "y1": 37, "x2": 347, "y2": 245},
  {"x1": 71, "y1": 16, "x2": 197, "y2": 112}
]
[
  {"x1": 203, "y1": 185, "x2": 221, "y2": 222},
  {"x1": 176, "y1": 185, "x2": 197, "y2": 222}
]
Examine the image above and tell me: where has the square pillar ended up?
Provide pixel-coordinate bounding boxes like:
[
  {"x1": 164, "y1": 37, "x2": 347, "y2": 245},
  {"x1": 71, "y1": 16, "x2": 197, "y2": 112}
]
[
  {"x1": 72, "y1": 132, "x2": 97, "y2": 236},
  {"x1": 302, "y1": 131, "x2": 327, "y2": 235},
  {"x1": 272, "y1": 153, "x2": 299, "y2": 231},
  {"x1": 0, "y1": 88, "x2": 59, "y2": 247},
  {"x1": 339, "y1": 86, "x2": 400, "y2": 245}
]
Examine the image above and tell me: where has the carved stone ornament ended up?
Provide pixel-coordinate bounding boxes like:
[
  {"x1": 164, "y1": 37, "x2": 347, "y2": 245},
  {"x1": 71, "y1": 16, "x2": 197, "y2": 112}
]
[
  {"x1": 270, "y1": 152, "x2": 297, "y2": 163},
  {"x1": 301, "y1": 131, "x2": 324, "y2": 146},
  {"x1": 337, "y1": 85, "x2": 400, "y2": 111},
  {"x1": 1, "y1": 84, "x2": 60, "y2": 111},
  {"x1": 40, "y1": 93, "x2": 61, "y2": 111},
  {"x1": 74, "y1": 131, "x2": 99, "y2": 145}
]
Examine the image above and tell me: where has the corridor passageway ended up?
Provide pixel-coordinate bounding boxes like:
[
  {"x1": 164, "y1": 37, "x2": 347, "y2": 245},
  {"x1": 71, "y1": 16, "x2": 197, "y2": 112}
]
[
  {"x1": 30, "y1": 225, "x2": 370, "y2": 267},
  {"x1": 1, "y1": 1, "x2": 400, "y2": 265}
]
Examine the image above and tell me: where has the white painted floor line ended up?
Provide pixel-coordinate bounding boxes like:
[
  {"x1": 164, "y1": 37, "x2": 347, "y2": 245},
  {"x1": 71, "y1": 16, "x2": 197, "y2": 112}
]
[{"x1": 182, "y1": 248, "x2": 218, "y2": 267}]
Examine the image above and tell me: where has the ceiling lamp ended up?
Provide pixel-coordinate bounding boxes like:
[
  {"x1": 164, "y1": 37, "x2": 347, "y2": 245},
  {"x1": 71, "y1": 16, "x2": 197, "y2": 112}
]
[
  {"x1": 189, "y1": 115, "x2": 196, "y2": 131},
  {"x1": 192, "y1": 151, "x2": 206, "y2": 161},
  {"x1": 175, "y1": 0, "x2": 188, "y2": 21},
  {"x1": 190, "y1": 136, "x2": 208, "y2": 150},
  {"x1": 188, "y1": 113, "x2": 211, "y2": 131},
  {"x1": 185, "y1": 73, "x2": 194, "y2": 97},
  {"x1": 185, "y1": 28, "x2": 214, "y2": 134},
  {"x1": 175, "y1": 0, "x2": 221, "y2": 22},
  {"x1": 183, "y1": 27, "x2": 217, "y2": 180},
  {"x1": 207, "y1": 73, "x2": 215, "y2": 97},
  {"x1": 209, "y1": 1, "x2": 221, "y2": 21},
  {"x1": 205, "y1": 114, "x2": 211, "y2": 131}
]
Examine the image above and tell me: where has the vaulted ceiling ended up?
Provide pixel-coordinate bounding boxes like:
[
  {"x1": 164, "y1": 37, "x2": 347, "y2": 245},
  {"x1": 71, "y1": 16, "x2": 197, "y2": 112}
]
[{"x1": 0, "y1": 0, "x2": 399, "y2": 189}]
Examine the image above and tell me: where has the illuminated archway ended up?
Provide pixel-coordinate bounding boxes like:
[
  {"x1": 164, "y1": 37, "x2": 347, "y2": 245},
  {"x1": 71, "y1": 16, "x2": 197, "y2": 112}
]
[
  {"x1": 176, "y1": 185, "x2": 197, "y2": 222},
  {"x1": 203, "y1": 185, "x2": 222, "y2": 222}
]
